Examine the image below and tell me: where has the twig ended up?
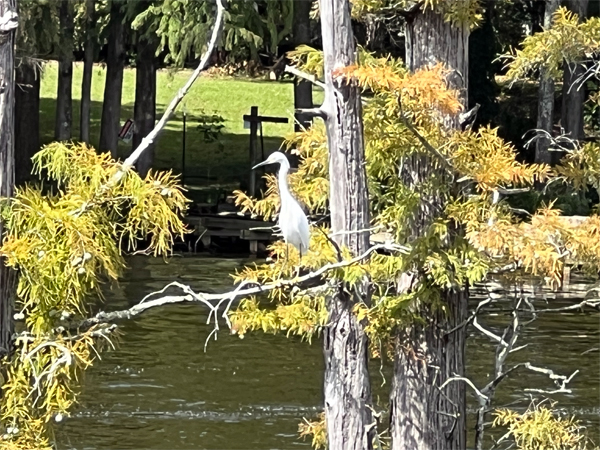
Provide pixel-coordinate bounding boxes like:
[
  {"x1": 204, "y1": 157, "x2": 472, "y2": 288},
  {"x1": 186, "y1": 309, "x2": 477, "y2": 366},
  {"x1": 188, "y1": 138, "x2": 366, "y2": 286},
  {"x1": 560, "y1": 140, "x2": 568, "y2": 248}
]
[{"x1": 399, "y1": 109, "x2": 454, "y2": 173}]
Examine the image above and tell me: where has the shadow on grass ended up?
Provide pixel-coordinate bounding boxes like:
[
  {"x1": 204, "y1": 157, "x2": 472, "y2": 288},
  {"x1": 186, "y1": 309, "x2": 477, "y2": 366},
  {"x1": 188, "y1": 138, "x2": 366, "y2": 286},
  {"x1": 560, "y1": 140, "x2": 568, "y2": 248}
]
[{"x1": 38, "y1": 97, "x2": 286, "y2": 189}]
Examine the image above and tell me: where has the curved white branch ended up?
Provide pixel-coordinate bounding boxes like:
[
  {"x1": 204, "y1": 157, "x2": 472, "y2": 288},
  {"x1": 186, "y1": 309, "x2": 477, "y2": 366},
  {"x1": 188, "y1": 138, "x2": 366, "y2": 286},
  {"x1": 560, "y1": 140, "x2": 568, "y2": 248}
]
[{"x1": 116, "y1": 0, "x2": 226, "y2": 181}]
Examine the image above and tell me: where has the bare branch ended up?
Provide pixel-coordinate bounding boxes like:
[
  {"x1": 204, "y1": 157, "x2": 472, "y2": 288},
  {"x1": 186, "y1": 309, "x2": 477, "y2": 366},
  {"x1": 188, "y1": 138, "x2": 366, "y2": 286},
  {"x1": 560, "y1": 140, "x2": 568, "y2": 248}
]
[
  {"x1": 522, "y1": 364, "x2": 578, "y2": 394},
  {"x1": 78, "y1": 243, "x2": 409, "y2": 334},
  {"x1": 296, "y1": 107, "x2": 328, "y2": 120},
  {"x1": 495, "y1": 187, "x2": 530, "y2": 195},
  {"x1": 440, "y1": 375, "x2": 489, "y2": 401},
  {"x1": 473, "y1": 316, "x2": 509, "y2": 347},
  {"x1": 115, "y1": 0, "x2": 226, "y2": 181},
  {"x1": 285, "y1": 64, "x2": 326, "y2": 89}
]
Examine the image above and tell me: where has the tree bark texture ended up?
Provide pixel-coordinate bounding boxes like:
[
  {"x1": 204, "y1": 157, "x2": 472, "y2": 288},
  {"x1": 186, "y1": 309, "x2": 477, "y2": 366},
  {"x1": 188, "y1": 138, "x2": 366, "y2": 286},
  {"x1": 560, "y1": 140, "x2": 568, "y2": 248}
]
[
  {"x1": 535, "y1": 0, "x2": 560, "y2": 165},
  {"x1": 392, "y1": 6, "x2": 469, "y2": 449},
  {"x1": 560, "y1": 0, "x2": 588, "y2": 148},
  {"x1": 133, "y1": 36, "x2": 157, "y2": 178},
  {"x1": 405, "y1": 7, "x2": 469, "y2": 110},
  {"x1": 99, "y1": 0, "x2": 125, "y2": 157},
  {"x1": 54, "y1": 0, "x2": 74, "y2": 141},
  {"x1": 320, "y1": 1, "x2": 373, "y2": 449},
  {"x1": 293, "y1": 0, "x2": 313, "y2": 132},
  {"x1": 0, "y1": 0, "x2": 17, "y2": 357},
  {"x1": 80, "y1": 0, "x2": 95, "y2": 144},
  {"x1": 15, "y1": 61, "x2": 39, "y2": 185}
]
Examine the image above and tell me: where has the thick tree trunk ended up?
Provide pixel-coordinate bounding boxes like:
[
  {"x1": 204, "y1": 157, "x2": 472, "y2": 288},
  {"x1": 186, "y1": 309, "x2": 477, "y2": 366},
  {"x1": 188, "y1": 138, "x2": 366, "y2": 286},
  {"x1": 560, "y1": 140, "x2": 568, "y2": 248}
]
[
  {"x1": 560, "y1": 0, "x2": 588, "y2": 149},
  {"x1": 54, "y1": 0, "x2": 74, "y2": 141},
  {"x1": 320, "y1": 1, "x2": 374, "y2": 449},
  {"x1": 535, "y1": 0, "x2": 560, "y2": 165},
  {"x1": 391, "y1": 6, "x2": 469, "y2": 450},
  {"x1": 99, "y1": 0, "x2": 125, "y2": 157},
  {"x1": 293, "y1": 0, "x2": 313, "y2": 132},
  {"x1": 80, "y1": 0, "x2": 95, "y2": 144},
  {"x1": 133, "y1": 36, "x2": 157, "y2": 177},
  {"x1": 0, "y1": 0, "x2": 17, "y2": 357},
  {"x1": 15, "y1": 61, "x2": 39, "y2": 185}
]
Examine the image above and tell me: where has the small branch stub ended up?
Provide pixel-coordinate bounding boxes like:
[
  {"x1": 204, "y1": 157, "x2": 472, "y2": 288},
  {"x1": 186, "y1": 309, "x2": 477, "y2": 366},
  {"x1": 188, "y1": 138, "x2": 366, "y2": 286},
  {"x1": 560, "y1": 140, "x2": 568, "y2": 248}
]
[{"x1": 0, "y1": 11, "x2": 17, "y2": 33}]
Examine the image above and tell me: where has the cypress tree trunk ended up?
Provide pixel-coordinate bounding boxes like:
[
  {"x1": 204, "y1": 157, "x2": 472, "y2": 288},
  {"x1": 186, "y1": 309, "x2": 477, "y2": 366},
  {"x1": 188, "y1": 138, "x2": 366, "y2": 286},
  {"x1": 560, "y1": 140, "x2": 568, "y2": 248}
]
[
  {"x1": 320, "y1": 1, "x2": 374, "y2": 449},
  {"x1": 293, "y1": 0, "x2": 313, "y2": 132},
  {"x1": 560, "y1": 0, "x2": 588, "y2": 148},
  {"x1": 133, "y1": 36, "x2": 157, "y2": 178},
  {"x1": 80, "y1": 0, "x2": 95, "y2": 144},
  {"x1": 99, "y1": 0, "x2": 125, "y2": 157},
  {"x1": 0, "y1": 0, "x2": 17, "y2": 357},
  {"x1": 390, "y1": 6, "x2": 469, "y2": 449},
  {"x1": 535, "y1": 0, "x2": 560, "y2": 165},
  {"x1": 54, "y1": 0, "x2": 74, "y2": 141},
  {"x1": 15, "y1": 61, "x2": 39, "y2": 185}
]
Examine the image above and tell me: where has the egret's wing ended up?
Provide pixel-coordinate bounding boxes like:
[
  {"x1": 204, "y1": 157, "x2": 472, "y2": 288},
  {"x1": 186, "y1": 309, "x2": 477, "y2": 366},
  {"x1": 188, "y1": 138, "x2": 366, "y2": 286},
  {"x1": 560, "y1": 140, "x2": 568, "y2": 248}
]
[
  {"x1": 298, "y1": 213, "x2": 310, "y2": 253},
  {"x1": 290, "y1": 201, "x2": 310, "y2": 254}
]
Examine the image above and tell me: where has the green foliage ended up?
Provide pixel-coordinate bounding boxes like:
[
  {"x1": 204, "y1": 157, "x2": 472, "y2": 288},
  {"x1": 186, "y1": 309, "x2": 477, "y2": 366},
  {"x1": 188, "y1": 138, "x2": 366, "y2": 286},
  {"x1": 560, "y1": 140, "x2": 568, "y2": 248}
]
[
  {"x1": 493, "y1": 401, "x2": 598, "y2": 450},
  {"x1": 196, "y1": 110, "x2": 225, "y2": 145},
  {"x1": 231, "y1": 43, "x2": 600, "y2": 358},
  {"x1": 134, "y1": 0, "x2": 295, "y2": 66},
  {"x1": 503, "y1": 7, "x2": 600, "y2": 82},
  {"x1": 17, "y1": 0, "x2": 60, "y2": 58},
  {"x1": 555, "y1": 142, "x2": 600, "y2": 192},
  {"x1": 350, "y1": 0, "x2": 482, "y2": 27},
  {"x1": 298, "y1": 413, "x2": 326, "y2": 450},
  {"x1": 0, "y1": 143, "x2": 188, "y2": 449}
]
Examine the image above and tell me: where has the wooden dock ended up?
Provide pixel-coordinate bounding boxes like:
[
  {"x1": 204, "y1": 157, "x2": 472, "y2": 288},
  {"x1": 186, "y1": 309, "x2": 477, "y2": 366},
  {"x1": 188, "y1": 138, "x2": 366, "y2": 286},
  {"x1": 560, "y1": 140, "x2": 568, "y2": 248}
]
[{"x1": 184, "y1": 213, "x2": 277, "y2": 254}]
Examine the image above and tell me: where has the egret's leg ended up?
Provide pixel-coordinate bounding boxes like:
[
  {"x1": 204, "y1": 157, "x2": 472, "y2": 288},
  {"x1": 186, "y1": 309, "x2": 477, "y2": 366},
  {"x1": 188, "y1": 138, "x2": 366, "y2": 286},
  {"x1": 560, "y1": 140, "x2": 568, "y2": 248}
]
[
  {"x1": 277, "y1": 244, "x2": 289, "y2": 280},
  {"x1": 295, "y1": 248, "x2": 302, "y2": 279}
]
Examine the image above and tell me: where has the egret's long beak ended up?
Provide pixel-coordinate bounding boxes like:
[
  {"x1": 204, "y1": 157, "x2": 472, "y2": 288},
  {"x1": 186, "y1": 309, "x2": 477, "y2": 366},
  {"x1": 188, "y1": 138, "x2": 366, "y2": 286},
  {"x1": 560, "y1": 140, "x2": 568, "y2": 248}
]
[{"x1": 252, "y1": 160, "x2": 271, "y2": 170}]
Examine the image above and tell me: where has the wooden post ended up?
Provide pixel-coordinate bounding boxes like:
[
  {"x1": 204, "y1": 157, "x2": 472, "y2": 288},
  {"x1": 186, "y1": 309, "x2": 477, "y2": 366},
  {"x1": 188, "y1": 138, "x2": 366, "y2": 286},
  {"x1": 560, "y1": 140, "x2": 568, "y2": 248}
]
[
  {"x1": 243, "y1": 107, "x2": 288, "y2": 198},
  {"x1": 248, "y1": 106, "x2": 259, "y2": 197},
  {"x1": 181, "y1": 110, "x2": 187, "y2": 185}
]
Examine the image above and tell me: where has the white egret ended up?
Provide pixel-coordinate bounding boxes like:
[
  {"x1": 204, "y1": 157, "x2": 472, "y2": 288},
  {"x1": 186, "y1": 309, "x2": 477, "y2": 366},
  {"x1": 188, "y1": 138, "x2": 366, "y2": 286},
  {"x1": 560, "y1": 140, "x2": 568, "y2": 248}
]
[{"x1": 252, "y1": 151, "x2": 310, "y2": 259}]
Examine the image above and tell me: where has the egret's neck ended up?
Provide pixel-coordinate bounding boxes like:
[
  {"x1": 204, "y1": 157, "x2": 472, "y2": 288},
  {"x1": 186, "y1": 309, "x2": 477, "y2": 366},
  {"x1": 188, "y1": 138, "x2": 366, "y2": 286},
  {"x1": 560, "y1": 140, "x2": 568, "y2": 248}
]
[{"x1": 277, "y1": 160, "x2": 291, "y2": 197}]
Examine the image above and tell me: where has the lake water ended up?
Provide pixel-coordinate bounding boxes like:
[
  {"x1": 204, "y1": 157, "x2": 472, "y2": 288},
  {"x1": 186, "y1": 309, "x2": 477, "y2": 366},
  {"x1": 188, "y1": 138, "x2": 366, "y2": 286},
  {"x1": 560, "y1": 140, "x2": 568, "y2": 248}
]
[{"x1": 56, "y1": 255, "x2": 600, "y2": 449}]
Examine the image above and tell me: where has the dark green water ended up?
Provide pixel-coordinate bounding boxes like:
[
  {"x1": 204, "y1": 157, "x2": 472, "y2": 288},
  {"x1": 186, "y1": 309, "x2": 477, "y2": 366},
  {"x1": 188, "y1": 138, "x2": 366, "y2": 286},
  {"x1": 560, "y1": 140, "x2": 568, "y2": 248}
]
[{"x1": 56, "y1": 256, "x2": 599, "y2": 449}]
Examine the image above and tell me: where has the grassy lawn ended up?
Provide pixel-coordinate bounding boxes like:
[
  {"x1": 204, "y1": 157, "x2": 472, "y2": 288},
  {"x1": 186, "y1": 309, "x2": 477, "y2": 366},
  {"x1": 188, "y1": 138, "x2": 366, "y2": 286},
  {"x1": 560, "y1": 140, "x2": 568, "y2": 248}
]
[{"x1": 40, "y1": 61, "x2": 323, "y2": 189}]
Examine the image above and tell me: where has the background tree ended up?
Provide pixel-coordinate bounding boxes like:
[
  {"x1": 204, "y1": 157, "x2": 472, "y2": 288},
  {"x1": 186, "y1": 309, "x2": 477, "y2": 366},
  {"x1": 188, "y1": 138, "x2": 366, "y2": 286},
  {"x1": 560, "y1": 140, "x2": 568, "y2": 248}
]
[
  {"x1": 130, "y1": 0, "x2": 159, "y2": 177},
  {"x1": 80, "y1": 0, "x2": 97, "y2": 144},
  {"x1": 0, "y1": 0, "x2": 17, "y2": 358},
  {"x1": 561, "y1": 0, "x2": 589, "y2": 147},
  {"x1": 99, "y1": 0, "x2": 127, "y2": 156},
  {"x1": 15, "y1": 1, "x2": 58, "y2": 184},
  {"x1": 535, "y1": 0, "x2": 560, "y2": 165},
  {"x1": 54, "y1": 0, "x2": 75, "y2": 141},
  {"x1": 15, "y1": 61, "x2": 39, "y2": 185},
  {"x1": 292, "y1": 0, "x2": 313, "y2": 133}
]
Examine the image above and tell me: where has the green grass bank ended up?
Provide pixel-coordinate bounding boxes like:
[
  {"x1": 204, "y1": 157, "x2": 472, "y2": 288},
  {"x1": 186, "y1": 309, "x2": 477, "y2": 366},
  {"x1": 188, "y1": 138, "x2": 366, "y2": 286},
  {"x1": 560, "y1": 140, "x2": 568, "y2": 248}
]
[{"x1": 40, "y1": 61, "x2": 318, "y2": 187}]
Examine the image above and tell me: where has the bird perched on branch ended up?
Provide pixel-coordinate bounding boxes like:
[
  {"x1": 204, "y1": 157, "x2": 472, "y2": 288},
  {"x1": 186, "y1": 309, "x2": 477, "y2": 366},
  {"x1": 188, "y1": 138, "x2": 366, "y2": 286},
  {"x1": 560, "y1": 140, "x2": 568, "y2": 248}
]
[{"x1": 252, "y1": 151, "x2": 310, "y2": 259}]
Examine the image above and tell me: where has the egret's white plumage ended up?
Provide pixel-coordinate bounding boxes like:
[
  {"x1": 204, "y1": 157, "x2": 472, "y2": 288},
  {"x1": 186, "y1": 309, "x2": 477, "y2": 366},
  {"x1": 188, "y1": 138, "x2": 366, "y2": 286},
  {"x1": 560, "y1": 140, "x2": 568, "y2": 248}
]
[{"x1": 252, "y1": 152, "x2": 310, "y2": 257}]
